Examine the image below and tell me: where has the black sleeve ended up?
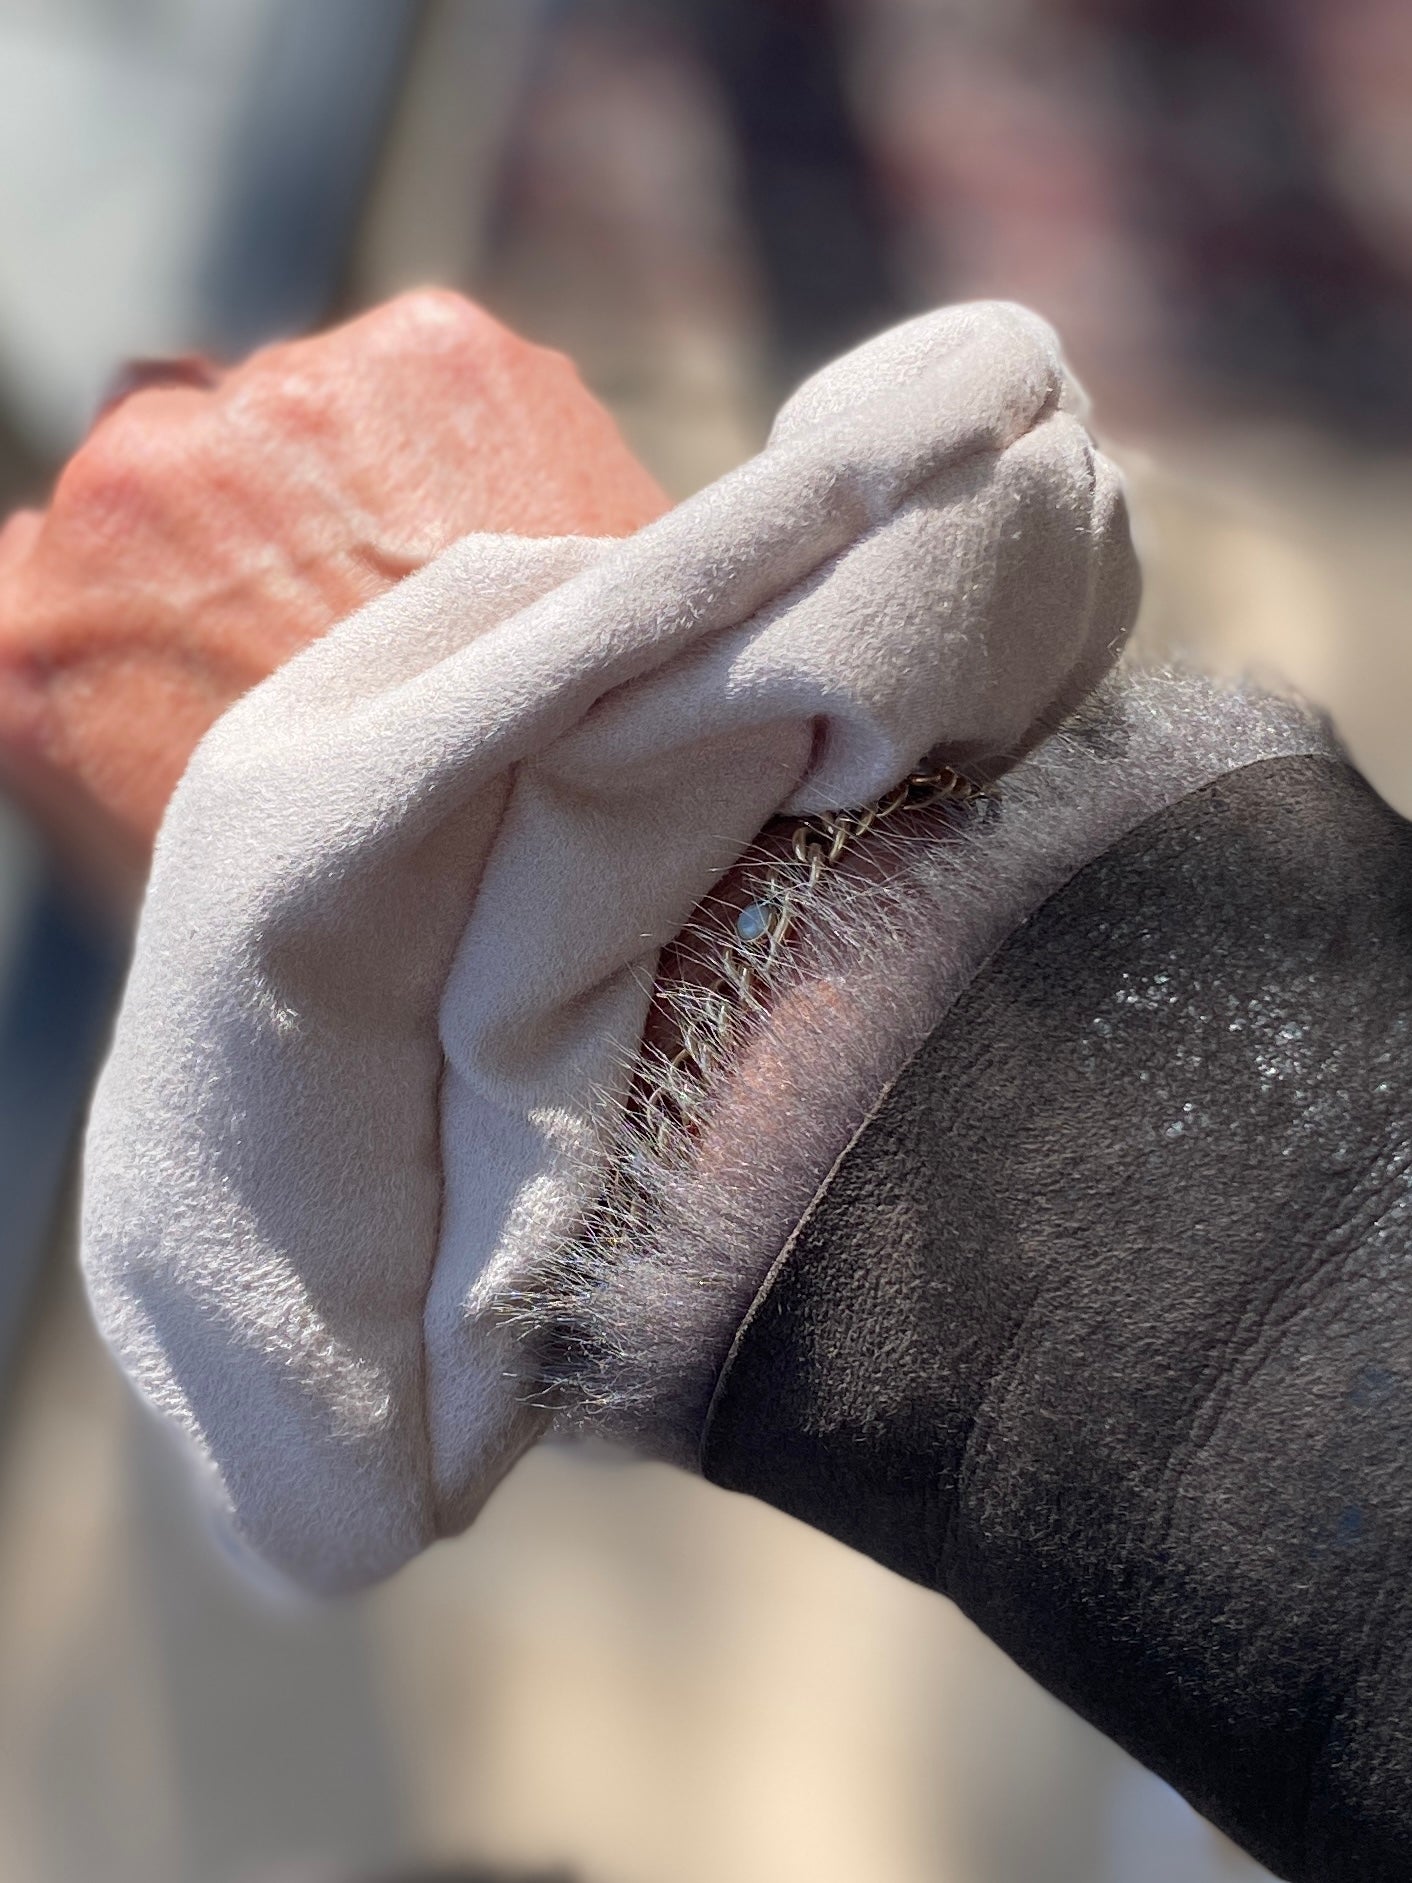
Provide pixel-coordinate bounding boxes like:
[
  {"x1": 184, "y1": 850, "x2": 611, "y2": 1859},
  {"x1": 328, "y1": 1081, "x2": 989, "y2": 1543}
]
[{"x1": 702, "y1": 755, "x2": 1412, "y2": 1883}]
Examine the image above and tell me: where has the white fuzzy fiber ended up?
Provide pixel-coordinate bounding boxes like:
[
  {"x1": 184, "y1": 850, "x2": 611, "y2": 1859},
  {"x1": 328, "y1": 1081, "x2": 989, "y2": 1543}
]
[{"x1": 537, "y1": 664, "x2": 1335, "y2": 1467}]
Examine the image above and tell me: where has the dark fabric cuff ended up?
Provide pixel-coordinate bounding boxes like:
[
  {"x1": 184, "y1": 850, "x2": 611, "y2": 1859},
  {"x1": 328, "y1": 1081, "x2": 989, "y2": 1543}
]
[{"x1": 703, "y1": 755, "x2": 1412, "y2": 1883}]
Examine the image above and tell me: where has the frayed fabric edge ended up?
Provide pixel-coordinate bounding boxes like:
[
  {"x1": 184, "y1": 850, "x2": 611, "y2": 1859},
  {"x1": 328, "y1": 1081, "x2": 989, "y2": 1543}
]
[{"x1": 513, "y1": 662, "x2": 1337, "y2": 1470}]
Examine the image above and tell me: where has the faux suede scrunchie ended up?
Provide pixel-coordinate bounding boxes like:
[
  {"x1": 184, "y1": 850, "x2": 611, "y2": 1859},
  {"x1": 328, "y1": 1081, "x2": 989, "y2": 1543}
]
[{"x1": 82, "y1": 302, "x2": 1139, "y2": 1592}]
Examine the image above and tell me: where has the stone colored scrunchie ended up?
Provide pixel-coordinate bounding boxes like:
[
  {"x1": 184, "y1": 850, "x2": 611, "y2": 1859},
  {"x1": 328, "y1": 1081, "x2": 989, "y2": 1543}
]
[{"x1": 82, "y1": 302, "x2": 1139, "y2": 1592}]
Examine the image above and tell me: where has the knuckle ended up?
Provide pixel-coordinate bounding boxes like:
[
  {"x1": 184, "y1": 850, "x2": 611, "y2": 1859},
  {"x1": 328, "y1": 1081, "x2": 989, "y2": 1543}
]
[
  {"x1": 224, "y1": 332, "x2": 338, "y2": 437},
  {"x1": 54, "y1": 420, "x2": 153, "y2": 527},
  {"x1": 378, "y1": 287, "x2": 535, "y2": 371},
  {"x1": 243, "y1": 361, "x2": 326, "y2": 434},
  {"x1": 318, "y1": 290, "x2": 578, "y2": 406},
  {"x1": 383, "y1": 286, "x2": 500, "y2": 345}
]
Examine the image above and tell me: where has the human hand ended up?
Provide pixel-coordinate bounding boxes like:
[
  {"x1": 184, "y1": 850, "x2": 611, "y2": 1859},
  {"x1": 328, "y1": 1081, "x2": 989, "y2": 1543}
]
[{"x1": 0, "y1": 289, "x2": 668, "y2": 903}]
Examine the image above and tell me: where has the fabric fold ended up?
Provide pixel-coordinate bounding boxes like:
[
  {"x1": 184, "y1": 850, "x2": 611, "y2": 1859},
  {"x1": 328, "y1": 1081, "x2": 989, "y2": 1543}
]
[{"x1": 82, "y1": 300, "x2": 1140, "y2": 1591}]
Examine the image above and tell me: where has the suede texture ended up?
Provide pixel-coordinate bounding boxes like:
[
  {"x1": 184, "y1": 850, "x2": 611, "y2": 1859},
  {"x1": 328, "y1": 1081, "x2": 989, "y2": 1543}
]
[
  {"x1": 81, "y1": 302, "x2": 1138, "y2": 1592},
  {"x1": 704, "y1": 755, "x2": 1412, "y2": 1883}
]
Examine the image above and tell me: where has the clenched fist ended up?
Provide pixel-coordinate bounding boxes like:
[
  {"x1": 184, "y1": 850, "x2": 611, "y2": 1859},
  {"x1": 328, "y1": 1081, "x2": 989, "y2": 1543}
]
[{"x1": 0, "y1": 289, "x2": 668, "y2": 902}]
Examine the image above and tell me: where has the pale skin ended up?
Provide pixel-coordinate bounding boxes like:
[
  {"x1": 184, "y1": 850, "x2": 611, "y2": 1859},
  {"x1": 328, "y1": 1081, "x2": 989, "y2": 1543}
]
[{"x1": 0, "y1": 288, "x2": 669, "y2": 905}]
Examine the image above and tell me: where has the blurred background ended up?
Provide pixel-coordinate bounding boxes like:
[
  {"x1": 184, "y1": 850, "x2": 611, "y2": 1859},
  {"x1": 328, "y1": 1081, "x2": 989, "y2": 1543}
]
[{"x1": 2, "y1": 2, "x2": 1411, "y2": 1879}]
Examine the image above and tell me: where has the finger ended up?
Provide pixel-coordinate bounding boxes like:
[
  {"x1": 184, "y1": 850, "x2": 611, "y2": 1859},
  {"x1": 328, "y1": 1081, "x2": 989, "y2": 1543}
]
[{"x1": 94, "y1": 354, "x2": 224, "y2": 425}]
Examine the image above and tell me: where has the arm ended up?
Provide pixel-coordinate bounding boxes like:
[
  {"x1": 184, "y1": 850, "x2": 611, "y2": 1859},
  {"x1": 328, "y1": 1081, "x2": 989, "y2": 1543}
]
[{"x1": 79, "y1": 299, "x2": 1412, "y2": 1878}]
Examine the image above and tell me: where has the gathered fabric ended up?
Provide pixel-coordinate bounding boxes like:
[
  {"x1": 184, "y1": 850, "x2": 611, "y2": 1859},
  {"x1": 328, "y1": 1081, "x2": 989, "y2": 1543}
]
[{"x1": 81, "y1": 302, "x2": 1140, "y2": 1592}]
